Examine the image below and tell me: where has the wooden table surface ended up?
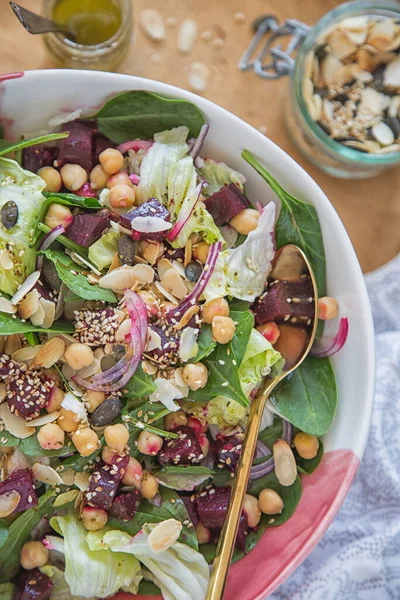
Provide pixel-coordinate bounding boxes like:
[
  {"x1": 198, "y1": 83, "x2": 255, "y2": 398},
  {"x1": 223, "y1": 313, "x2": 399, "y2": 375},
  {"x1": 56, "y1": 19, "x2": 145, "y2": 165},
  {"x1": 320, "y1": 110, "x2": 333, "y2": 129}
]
[{"x1": 0, "y1": 0, "x2": 399, "y2": 272}]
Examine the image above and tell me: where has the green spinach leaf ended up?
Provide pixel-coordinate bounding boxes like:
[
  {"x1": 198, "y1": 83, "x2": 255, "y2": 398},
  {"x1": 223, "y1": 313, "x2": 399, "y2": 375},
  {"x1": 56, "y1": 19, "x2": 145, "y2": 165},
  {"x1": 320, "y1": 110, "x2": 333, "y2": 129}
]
[
  {"x1": 20, "y1": 434, "x2": 75, "y2": 458},
  {"x1": 0, "y1": 132, "x2": 69, "y2": 158},
  {"x1": 258, "y1": 418, "x2": 283, "y2": 448},
  {"x1": 137, "y1": 580, "x2": 161, "y2": 596},
  {"x1": 61, "y1": 449, "x2": 101, "y2": 473},
  {"x1": 230, "y1": 310, "x2": 254, "y2": 366},
  {"x1": 242, "y1": 150, "x2": 326, "y2": 297},
  {"x1": 121, "y1": 365, "x2": 157, "y2": 399},
  {"x1": 200, "y1": 543, "x2": 244, "y2": 565},
  {"x1": 43, "y1": 249, "x2": 117, "y2": 303},
  {"x1": 156, "y1": 465, "x2": 213, "y2": 491},
  {"x1": 89, "y1": 91, "x2": 206, "y2": 143},
  {"x1": 42, "y1": 191, "x2": 101, "y2": 208},
  {"x1": 0, "y1": 521, "x2": 8, "y2": 550},
  {"x1": 193, "y1": 324, "x2": 216, "y2": 362},
  {"x1": 270, "y1": 356, "x2": 337, "y2": 436},
  {"x1": 0, "y1": 312, "x2": 74, "y2": 336}
]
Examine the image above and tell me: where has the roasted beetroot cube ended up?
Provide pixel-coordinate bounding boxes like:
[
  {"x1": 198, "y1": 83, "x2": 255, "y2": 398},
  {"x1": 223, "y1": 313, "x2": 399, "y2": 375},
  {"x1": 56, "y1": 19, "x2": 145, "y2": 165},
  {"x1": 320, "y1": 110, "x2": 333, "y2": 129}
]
[
  {"x1": 109, "y1": 490, "x2": 142, "y2": 520},
  {"x1": 253, "y1": 278, "x2": 314, "y2": 326},
  {"x1": 204, "y1": 183, "x2": 250, "y2": 226},
  {"x1": 158, "y1": 426, "x2": 203, "y2": 466},
  {"x1": 94, "y1": 132, "x2": 115, "y2": 163},
  {"x1": 16, "y1": 568, "x2": 53, "y2": 600},
  {"x1": 197, "y1": 486, "x2": 248, "y2": 550},
  {"x1": 181, "y1": 494, "x2": 199, "y2": 527},
  {"x1": 58, "y1": 121, "x2": 94, "y2": 174},
  {"x1": 146, "y1": 324, "x2": 180, "y2": 366},
  {"x1": 8, "y1": 370, "x2": 55, "y2": 420},
  {"x1": 22, "y1": 145, "x2": 59, "y2": 174},
  {"x1": 0, "y1": 354, "x2": 19, "y2": 378},
  {"x1": 0, "y1": 469, "x2": 37, "y2": 514},
  {"x1": 120, "y1": 199, "x2": 171, "y2": 241},
  {"x1": 87, "y1": 454, "x2": 128, "y2": 510},
  {"x1": 66, "y1": 212, "x2": 110, "y2": 248},
  {"x1": 214, "y1": 435, "x2": 244, "y2": 472}
]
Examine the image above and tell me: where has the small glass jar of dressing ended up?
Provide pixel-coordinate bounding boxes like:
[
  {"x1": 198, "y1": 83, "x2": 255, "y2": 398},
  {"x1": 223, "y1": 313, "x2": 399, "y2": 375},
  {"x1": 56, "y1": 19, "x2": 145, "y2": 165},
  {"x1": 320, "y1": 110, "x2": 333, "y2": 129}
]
[{"x1": 43, "y1": 0, "x2": 132, "y2": 71}]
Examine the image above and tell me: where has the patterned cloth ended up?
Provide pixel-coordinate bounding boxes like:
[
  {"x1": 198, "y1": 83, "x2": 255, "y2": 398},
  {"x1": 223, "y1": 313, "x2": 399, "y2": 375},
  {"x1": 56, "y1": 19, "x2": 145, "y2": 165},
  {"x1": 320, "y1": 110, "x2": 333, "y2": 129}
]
[{"x1": 270, "y1": 254, "x2": 400, "y2": 600}]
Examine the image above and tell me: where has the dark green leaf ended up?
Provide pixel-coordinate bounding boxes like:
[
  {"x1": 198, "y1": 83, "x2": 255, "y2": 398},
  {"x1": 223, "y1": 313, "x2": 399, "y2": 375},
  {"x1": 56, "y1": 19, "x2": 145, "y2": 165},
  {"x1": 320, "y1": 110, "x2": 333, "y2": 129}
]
[
  {"x1": 0, "y1": 521, "x2": 8, "y2": 550},
  {"x1": 42, "y1": 191, "x2": 101, "y2": 209},
  {"x1": 258, "y1": 418, "x2": 283, "y2": 448},
  {"x1": 0, "y1": 490, "x2": 55, "y2": 582},
  {"x1": 0, "y1": 132, "x2": 69, "y2": 158},
  {"x1": 230, "y1": 310, "x2": 254, "y2": 367},
  {"x1": 0, "y1": 582, "x2": 15, "y2": 599},
  {"x1": 228, "y1": 299, "x2": 251, "y2": 312},
  {"x1": 156, "y1": 466, "x2": 213, "y2": 491},
  {"x1": 89, "y1": 91, "x2": 206, "y2": 143},
  {"x1": 270, "y1": 356, "x2": 337, "y2": 436},
  {"x1": 199, "y1": 543, "x2": 244, "y2": 565},
  {"x1": 24, "y1": 332, "x2": 38, "y2": 346},
  {"x1": 43, "y1": 249, "x2": 117, "y2": 303},
  {"x1": 0, "y1": 312, "x2": 74, "y2": 337},
  {"x1": 192, "y1": 325, "x2": 216, "y2": 362},
  {"x1": 294, "y1": 435, "x2": 324, "y2": 475},
  {"x1": 242, "y1": 150, "x2": 326, "y2": 297},
  {"x1": 37, "y1": 223, "x2": 88, "y2": 257},
  {"x1": 246, "y1": 472, "x2": 302, "y2": 553},
  {"x1": 0, "y1": 431, "x2": 20, "y2": 447},
  {"x1": 137, "y1": 580, "x2": 161, "y2": 596},
  {"x1": 20, "y1": 434, "x2": 75, "y2": 458},
  {"x1": 121, "y1": 365, "x2": 157, "y2": 399}
]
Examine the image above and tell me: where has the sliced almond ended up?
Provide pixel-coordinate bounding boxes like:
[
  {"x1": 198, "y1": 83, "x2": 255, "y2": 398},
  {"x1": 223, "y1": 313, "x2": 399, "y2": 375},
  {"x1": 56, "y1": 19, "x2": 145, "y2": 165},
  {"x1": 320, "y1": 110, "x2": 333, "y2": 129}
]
[
  {"x1": 157, "y1": 258, "x2": 174, "y2": 280},
  {"x1": 74, "y1": 471, "x2": 90, "y2": 491},
  {"x1": 322, "y1": 99, "x2": 334, "y2": 122},
  {"x1": 11, "y1": 271, "x2": 41, "y2": 306},
  {"x1": 28, "y1": 411, "x2": 60, "y2": 427},
  {"x1": 321, "y1": 55, "x2": 343, "y2": 86},
  {"x1": 339, "y1": 16, "x2": 369, "y2": 45},
  {"x1": 0, "y1": 490, "x2": 20, "y2": 517},
  {"x1": 76, "y1": 358, "x2": 101, "y2": 380},
  {"x1": 356, "y1": 48, "x2": 380, "y2": 72},
  {"x1": 388, "y1": 95, "x2": 400, "y2": 118},
  {"x1": 12, "y1": 345, "x2": 40, "y2": 364},
  {"x1": 142, "y1": 359, "x2": 158, "y2": 375},
  {"x1": 108, "y1": 252, "x2": 122, "y2": 273},
  {"x1": 53, "y1": 489, "x2": 80, "y2": 507},
  {"x1": 376, "y1": 143, "x2": 400, "y2": 154},
  {"x1": 178, "y1": 18, "x2": 198, "y2": 53},
  {"x1": 0, "y1": 249, "x2": 13, "y2": 271},
  {"x1": 304, "y1": 50, "x2": 314, "y2": 80},
  {"x1": 5, "y1": 447, "x2": 30, "y2": 475},
  {"x1": 368, "y1": 19, "x2": 395, "y2": 52},
  {"x1": 32, "y1": 337, "x2": 65, "y2": 369},
  {"x1": 115, "y1": 318, "x2": 132, "y2": 342},
  {"x1": 161, "y1": 269, "x2": 187, "y2": 300},
  {"x1": 327, "y1": 29, "x2": 357, "y2": 60},
  {"x1": 32, "y1": 463, "x2": 64, "y2": 486},
  {"x1": 188, "y1": 62, "x2": 211, "y2": 93},
  {"x1": 154, "y1": 281, "x2": 179, "y2": 305},
  {"x1": 146, "y1": 328, "x2": 162, "y2": 352},
  {"x1": 40, "y1": 298, "x2": 56, "y2": 329},
  {"x1": 273, "y1": 439, "x2": 297, "y2": 487},
  {"x1": 384, "y1": 55, "x2": 400, "y2": 89},
  {"x1": 176, "y1": 305, "x2": 200, "y2": 330},
  {"x1": 0, "y1": 382, "x2": 6, "y2": 403},
  {"x1": 99, "y1": 264, "x2": 154, "y2": 290},
  {"x1": 4, "y1": 334, "x2": 23, "y2": 356},
  {"x1": 0, "y1": 403, "x2": 35, "y2": 439},
  {"x1": 332, "y1": 63, "x2": 356, "y2": 87},
  {"x1": 358, "y1": 88, "x2": 388, "y2": 118},
  {"x1": 18, "y1": 289, "x2": 40, "y2": 320},
  {"x1": 371, "y1": 121, "x2": 395, "y2": 146},
  {"x1": 147, "y1": 519, "x2": 182, "y2": 553},
  {"x1": 141, "y1": 241, "x2": 163, "y2": 265},
  {"x1": 184, "y1": 239, "x2": 192, "y2": 267},
  {"x1": 30, "y1": 302, "x2": 45, "y2": 327},
  {"x1": 139, "y1": 8, "x2": 165, "y2": 41},
  {"x1": 60, "y1": 468, "x2": 75, "y2": 485}
]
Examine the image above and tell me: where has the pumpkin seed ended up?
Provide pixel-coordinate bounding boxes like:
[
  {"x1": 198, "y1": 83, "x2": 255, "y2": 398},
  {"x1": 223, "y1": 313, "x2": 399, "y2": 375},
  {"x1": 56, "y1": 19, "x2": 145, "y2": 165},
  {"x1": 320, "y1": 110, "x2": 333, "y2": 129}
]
[
  {"x1": 118, "y1": 235, "x2": 136, "y2": 266},
  {"x1": 90, "y1": 396, "x2": 122, "y2": 427},
  {"x1": 1, "y1": 201, "x2": 18, "y2": 229}
]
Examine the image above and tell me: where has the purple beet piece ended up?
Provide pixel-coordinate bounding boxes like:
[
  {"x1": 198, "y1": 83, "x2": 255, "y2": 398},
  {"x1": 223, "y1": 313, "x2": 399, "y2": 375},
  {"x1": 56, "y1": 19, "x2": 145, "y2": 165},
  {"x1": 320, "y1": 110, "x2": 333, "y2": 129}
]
[
  {"x1": 146, "y1": 324, "x2": 180, "y2": 366},
  {"x1": 66, "y1": 212, "x2": 110, "y2": 248},
  {"x1": 120, "y1": 198, "x2": 171, "y2": 241},
  {"x1": 181, "y1": 495, "x2": 199, "y2": 527},
  {"x1": 0, "y1": 354, "x2": 19, "y2": 378},
  {"x1": 87, "y1": 454, "x2": 129, "y2": 510},
  {"x1": 158, "y1": 426, "x2": 204, "y2": 467},
  {"x1": 94, "y1": 132, "x2": 115, "y2": 163},
  {"x1": 204, "y1": 183, "x2": 251, "y2": 226},
  {"x1": 163, "y1": 243, "x2": 185, "y2": 262},
  {"x1": 58, "y1": 120, "x2": 94, "y2": 174},
  {"x1": 109, "y1": 489, "x2": 142, "y2": 520},
  {"x1": 0, "y1": 469, "x2": 37, "y2": 514},
  {"x1": 22, "y1": 145, "x2": 59, "y2": 174},
  {"x1": 196, "y1": 486, "x2": 248, "y2": 550},
  {"x1": 8, "y1": 369, "x2": 55, "y2": 420},
  {"x1": 253, "y1": 278, "x2": 314, "y2": 326},
  {"x1": 214, "y1": 435, "x2": 244, "y2": 472},
  {"x1": 16, "y1": 568, "x2": 53, "y2": 600}
]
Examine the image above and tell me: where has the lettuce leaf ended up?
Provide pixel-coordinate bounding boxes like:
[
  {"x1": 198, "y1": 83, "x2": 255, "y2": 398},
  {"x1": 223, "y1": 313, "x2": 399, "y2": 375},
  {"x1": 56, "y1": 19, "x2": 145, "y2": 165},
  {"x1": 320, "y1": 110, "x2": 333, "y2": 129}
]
[
  {"x1": 239, "y1": 329, "x2": 283, "y2": 394},
  {"x1": 50, "y1": 514, "x2": 142, "y2": 598},
  {"x1": 40, "y1": 565, "x2": 95, "y2": 600},
  {"x1": 0, "y1": 583, "x2": 14, "y2": 600},
  {"x1": 196, "y1": 158, "x2": 246, "y2": 196},
  {"x1": 172, "y1": 202, "x2": 223, "y2": 248},
  {"x1": 88, "y1": 230, "x2": 120, "y2": 271}
]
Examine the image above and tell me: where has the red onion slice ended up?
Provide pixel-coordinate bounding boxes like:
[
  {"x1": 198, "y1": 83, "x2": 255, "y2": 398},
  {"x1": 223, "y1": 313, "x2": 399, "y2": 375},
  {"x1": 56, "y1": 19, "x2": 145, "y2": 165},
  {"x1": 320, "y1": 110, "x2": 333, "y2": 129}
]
[
  {"x1": 167, "y1": 182, "x2": 203, "y2": 242},
  {"x1": 282, "y1": 419, "x2": 293, "y2": 445},
  {"x1": 129, "y1": 174, "x2": 140, "y2": 185},
  {"x1": 255, "y1": 439, "x2": 271, "y2": 458},
  {"x1": 310, "y1": 317, "x2": 349, "y2": 358},
  {"x1": 36, "y1": 224, "x2": 65, "y2": 270},
  {"x1": 188, "y1": 124, "x2": 209, "y2": 160},
  {"x1": 250, "y1": 455, "x2": 274, "y2": 479},
  {"x1": 116, "y1": 140, "x2": 153, "y2": 154}
]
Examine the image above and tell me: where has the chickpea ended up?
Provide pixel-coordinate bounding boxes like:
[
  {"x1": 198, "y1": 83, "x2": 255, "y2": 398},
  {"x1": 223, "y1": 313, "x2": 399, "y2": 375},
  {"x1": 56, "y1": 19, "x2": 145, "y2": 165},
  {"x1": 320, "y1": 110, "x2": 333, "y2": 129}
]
[
  {"x1": 212, "y1": 316, "x2": 236, "y2": 344},
  {"x1": 104, "y1": 423, "x2": 129, "y2": 453},
  {"x1": 37, "y1": 423, "x2": 65, "y2": 451},
  {"x1": 256, "y1": 322, "x2": 280, "y2": 345},
  {"x1": 122, "y1": 457, "x2": 143, "y2": 488},
  {"x1": 138, "y1": 290, "x2": 159, "y2": 315},
  {"x1": 38, "y1": 166, "x2": 62, "y2": 193},
  {"x1": 195, "y1": 522, "x2": 212, "y2": 544},
  {"x1": 242, "y1": 493, "x2": 262, "y2": 527},
  {"x1": 293, "y1": 432, "x2": 319, "y2": 460},
  {"x1": 101, "y1": 445, "x2": 118, "y2": 465},
  {"x1": 60, "y1": 164, "x2": 87, "y2": 191},
  {"x1": 99, "y1": 148, "x2": 124, "y2": 175},
  {"x1": 46, "y1": 386, "x2": 64, "y2": 413},
  {"x1": 229, "y1": 208, "x2": 260, "y2": 235},
  {"x1": 57, "y1": 408, "x2": 79, "y2": 433},
  {"x1": 85, "y1": 390, "x2": 106, "y2": 413},
  {"x1": 64, "y1": 343, "x2": 94, "y2": 371},
  {"x1": 109, "y1": 184, "x2": 136, "y2": 210},
  {"x1": 202, "y1": 297, "x2": 229, "y2": 324},
  {"x1": 197, "y1": 433, "x2": 210, "y2": 457},
  {"x1": 141, "y1": 470, "x2": 159, "y2": 499},
  {"x1": 81, "y1": 506, "x2": 108, "y2": 531},
  {"x1": 193, "y1": 242, "x2": 209, "y2": 264},
  {"x1": 90, "y1": 164, "x2": 109, "y2": 190},
  {"x1": 43, "y1": 367, "x2": 62, "y2": 387},
  {"x1": 72, "y1": 427, "x2": 100, "y2": 457},
  {"x1": 258, "y1": 488, "x2": 284, "y2": 515},
  {"x1": 20, "y1": 541, "x2": 49, "y2": 570},
  {"x1": 107, "y1": 172, "x2": 133, "y2": 189},
  {"x1": 318, "y1": 297, "x2": 339, "y2": 321},
  {"x1": 182, "y1": 362, "x2": 208, "y2": 391},
  {"x1": 137, "y1": 431, "x2": 163, "y2": 456},
  {"x1": 164, "y1": 410, "x2": 188, "y2": 431},
  {"x1": 44, "y1": 203, "x2": 73, "y2": 230}
]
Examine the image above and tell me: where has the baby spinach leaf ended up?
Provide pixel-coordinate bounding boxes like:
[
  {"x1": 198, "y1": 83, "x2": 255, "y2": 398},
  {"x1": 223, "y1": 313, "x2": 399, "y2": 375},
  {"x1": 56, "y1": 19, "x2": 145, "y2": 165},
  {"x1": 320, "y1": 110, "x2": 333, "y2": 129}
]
[
  {"x1": 0, "y1": 521, "x2": 8, "y2": 550},
  {"x1": 246, "y1": 472, "x2": 302, "y2": 553},
  {"x1": 20, "y1": 434, "x2": 75, "y2": 458},
  {"x1": 137, "y1": 581, "x2": 161, "y2": 596},
  {"x1": 230, "y1": 310, "x2": 254, "y2": 366},
  {"x1": 258, "y1": 417, "x2": 283, "y2": 448},
  {"x1": 0, "y1": 132, "x2": 69, "y2": 158},
  {"x1": 0, "y1": 312, "x2": 74, "y2": 336},
  {"x1": 0, "y1": 490, "x2": 55, "y2": 582},
  {"x1": 43, "y1": 248, "x2": 117, "y2": 303},
  {"x1": 156, "y1": 466, "x2": 213, "y2": 491},
  {"x1": 42, "y1": 191, "x2": 101, "y2": 209},
  {"x1": 0, "y1": 431, "x2": 19, "y2": 447},
  {"x1": 36, "y1": 223, "x2": 88, "y2": 257},
  {"x1": 121, "y1": 365, "x2": 157, "y2": 399},
  {"x1": 89, "y1": 91, "x2": 206, "y2": 143},
  {"x1": 294, "y1": 435, "x2": 324, "y2": 475},
  {"x1": 61, "y1": 448, "x2": 101, "y2": 473},
  {"x1": 193, "y1": 325, "x2": 216, "y2": 362},
  {"x1": 200, "y1": 543, "x2": 244, "y2": 565},
  {"x1": 242, "y1": 150, "x2": 326, "y2": 297},
  {"x1": 270, "y1": 356, "x2": 337, "y2": 436}
]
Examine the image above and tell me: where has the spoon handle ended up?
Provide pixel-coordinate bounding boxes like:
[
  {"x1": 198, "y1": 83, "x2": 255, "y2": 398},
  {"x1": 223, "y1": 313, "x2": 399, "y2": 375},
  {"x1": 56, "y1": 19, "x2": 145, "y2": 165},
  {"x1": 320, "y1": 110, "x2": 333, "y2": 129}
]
[{"x1": 205, "y1": 377, "x2": 279, "y2": 600}]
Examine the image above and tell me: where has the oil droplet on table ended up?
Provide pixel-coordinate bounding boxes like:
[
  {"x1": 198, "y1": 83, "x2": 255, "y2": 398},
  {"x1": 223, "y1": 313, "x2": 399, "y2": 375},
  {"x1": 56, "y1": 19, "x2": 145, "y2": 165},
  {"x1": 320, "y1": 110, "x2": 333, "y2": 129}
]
[{"x1": 52, "y1": 0, "x2": 122, "y2": 45}]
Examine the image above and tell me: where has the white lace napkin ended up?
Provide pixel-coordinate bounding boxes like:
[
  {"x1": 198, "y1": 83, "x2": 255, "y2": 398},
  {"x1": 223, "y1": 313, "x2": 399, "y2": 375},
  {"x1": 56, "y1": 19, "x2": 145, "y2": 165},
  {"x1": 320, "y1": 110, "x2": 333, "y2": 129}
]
[{"x1": 270, "y1": 254, "x2": 400, "y2": 600}]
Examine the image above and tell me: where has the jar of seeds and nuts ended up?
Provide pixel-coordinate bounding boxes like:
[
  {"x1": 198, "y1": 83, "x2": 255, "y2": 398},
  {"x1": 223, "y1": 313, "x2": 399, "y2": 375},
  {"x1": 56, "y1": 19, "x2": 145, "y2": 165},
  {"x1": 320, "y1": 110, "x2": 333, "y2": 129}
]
[{"x1": 287, "y1": 0, "x2": 400, "y2": 178}]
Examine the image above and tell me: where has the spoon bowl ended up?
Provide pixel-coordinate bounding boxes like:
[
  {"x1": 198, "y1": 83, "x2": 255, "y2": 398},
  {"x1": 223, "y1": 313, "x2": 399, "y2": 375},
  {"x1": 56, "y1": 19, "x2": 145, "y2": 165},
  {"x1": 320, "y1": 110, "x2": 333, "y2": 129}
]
[
  {"x1": 9, "y1": 2, "x2": 76, "y2": 40},
  {"x1": 206, "y1": 244, "x2": 318, "y2": 600}
]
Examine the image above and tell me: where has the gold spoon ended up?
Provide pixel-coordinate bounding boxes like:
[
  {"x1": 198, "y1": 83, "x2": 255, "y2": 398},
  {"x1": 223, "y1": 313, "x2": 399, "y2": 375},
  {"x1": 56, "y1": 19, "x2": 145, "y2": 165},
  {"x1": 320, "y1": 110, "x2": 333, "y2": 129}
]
[{"x1": 205, "y1": 244, "x2": 318, "y2": 600}]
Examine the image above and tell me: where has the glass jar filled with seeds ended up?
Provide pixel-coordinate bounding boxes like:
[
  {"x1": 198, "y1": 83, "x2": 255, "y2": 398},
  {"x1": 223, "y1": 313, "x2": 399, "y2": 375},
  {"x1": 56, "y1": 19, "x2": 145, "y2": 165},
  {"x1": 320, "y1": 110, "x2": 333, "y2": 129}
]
[{"x1": 287, "y1": 0, "x2": 400, "y2": 178}]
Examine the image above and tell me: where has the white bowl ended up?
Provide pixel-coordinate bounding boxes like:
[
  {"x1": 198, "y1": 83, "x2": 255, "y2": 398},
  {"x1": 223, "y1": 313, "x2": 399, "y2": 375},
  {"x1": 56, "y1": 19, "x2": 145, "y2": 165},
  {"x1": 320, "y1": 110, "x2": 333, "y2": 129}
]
[{"x1": 0, "y1": 70, "x2": 375, "y2": 599}]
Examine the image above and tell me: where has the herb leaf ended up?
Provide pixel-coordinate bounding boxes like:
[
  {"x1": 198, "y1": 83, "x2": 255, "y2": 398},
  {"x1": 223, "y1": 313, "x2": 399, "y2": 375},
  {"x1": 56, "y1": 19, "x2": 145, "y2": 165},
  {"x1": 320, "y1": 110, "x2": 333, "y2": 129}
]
[
  {"x1": 0, "y1": 132, "x2": 69, "y2": 158},
  {"x1": 0, "y1": 312, "x2": 74, "y2": 336},
  {"x1": 242, "y1": 150, "x2": 326, "y2": 297},
  {"x1": 121, "y1": 365, "x2": 157, "y2": 399},
  {"x1": 36, "y1": 223, "x2": 88, "y2": 257},
  {"x1": 230, "y1": 310, "x2": 254, "y2": 367},
  {"x1": 270, "y1": 356, "x2": 337, "y2": 436},
  {"x1": 43, "y1": 249, "x2": 117, "y2": 303},
  {"x1": 89, "y1": 91, "x2": 207, "y2": 143},
  {"x1": 42, "y1": 191, "x2": 101, "y2": 209},
  {"x1": 193, "y1": 325, "x2": 216, "y2": 362}
]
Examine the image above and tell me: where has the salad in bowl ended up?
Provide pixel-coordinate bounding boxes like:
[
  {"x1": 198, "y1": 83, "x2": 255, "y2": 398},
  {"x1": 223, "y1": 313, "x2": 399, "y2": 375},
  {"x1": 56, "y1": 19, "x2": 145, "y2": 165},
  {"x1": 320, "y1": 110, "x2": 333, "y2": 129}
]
[{"x1": 0, "y1": 88, "x2": 349, "y2": 600}]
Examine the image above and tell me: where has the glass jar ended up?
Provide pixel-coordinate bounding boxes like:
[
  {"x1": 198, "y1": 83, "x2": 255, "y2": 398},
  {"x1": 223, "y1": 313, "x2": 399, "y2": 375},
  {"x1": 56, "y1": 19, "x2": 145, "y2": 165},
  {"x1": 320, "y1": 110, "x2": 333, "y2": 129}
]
[
  {"x1": 287, "y1": 0, "x2": 400, "y2": 179},
  {"x1": 43, "y1": 0, "x2": 132, "y2": 72}
]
